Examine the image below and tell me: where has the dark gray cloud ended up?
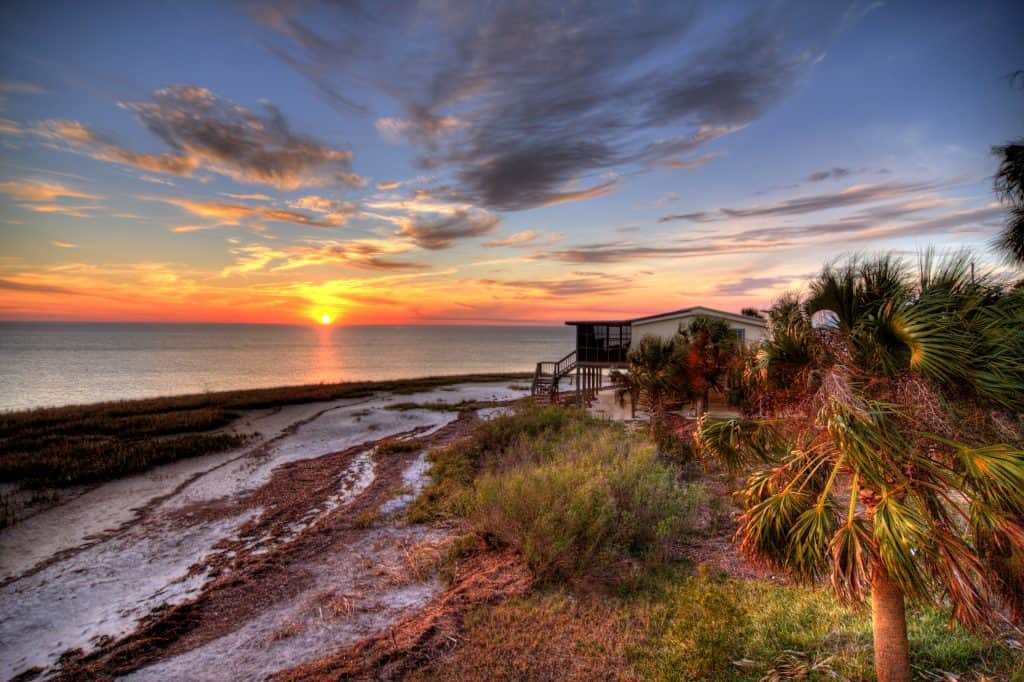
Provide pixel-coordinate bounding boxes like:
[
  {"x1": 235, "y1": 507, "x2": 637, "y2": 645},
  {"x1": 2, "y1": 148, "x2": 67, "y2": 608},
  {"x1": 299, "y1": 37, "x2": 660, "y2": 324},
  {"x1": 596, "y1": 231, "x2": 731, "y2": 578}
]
[
  {"x1": 806, "y1": 167, "x2": 852, "y2": 182},
  {"x1": 259, "y1": 2, "x2": 851, "y2": 211},
  {"x1": 535, "y1": 240, "x2": 779, "y2": 264},
  {"x1": 658, "y1": 211, "x2": 718, "y2": 223},
  {"x1": 0, "y1": 278, "x2": 72, "y2": 294},
  {"x1": 659, "y1": 180, "x2": 947, "y2": 223},
  {"x1": 397, "y1": 210, "x2": 500, "y2": 250},
  {"x1": 35, "y1": 86, "x2": 364, "y2": 190},
  {"x1": 536, "y1": 201, "x2": 1000, "y2": 264}
]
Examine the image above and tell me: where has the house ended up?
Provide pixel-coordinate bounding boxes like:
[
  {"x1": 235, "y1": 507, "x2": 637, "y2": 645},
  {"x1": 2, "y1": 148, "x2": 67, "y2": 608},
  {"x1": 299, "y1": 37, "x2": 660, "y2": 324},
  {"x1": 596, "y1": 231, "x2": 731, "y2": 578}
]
[{"x1": 531, "y1": 306, "x2": 768, "y2": 401}]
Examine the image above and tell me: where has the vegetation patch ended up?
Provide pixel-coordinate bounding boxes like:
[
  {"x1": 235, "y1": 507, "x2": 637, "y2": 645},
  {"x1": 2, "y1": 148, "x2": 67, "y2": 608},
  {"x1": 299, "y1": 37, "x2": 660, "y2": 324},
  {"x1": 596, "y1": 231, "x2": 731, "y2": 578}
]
[
  {"x1": 0, "y1": 372, "x2": 527, "y2": 489},
  {"x1": 412, "y1": 566, "x2": 1023, "y2": 681},
  {"x1": 384, "y1": 399, "x2": 502, "y2": 413},
  {"x1": 409, "y1": 404, "x2": 702, "y2": 585}
]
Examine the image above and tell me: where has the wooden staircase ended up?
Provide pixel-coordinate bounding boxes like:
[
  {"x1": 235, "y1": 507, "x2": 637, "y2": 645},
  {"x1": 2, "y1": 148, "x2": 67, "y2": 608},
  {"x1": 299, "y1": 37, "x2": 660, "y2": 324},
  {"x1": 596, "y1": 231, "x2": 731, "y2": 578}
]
[{"x1": 530, "y1": 350, "x2": 576, "y2": 403}]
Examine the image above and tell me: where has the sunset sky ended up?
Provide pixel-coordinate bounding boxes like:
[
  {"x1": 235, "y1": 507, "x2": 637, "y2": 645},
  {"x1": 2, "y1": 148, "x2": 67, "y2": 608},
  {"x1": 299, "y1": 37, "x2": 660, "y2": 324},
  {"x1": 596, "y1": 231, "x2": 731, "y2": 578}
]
[{"x1": 0, "y1": 0, "x2": 1021, "y2": 325}]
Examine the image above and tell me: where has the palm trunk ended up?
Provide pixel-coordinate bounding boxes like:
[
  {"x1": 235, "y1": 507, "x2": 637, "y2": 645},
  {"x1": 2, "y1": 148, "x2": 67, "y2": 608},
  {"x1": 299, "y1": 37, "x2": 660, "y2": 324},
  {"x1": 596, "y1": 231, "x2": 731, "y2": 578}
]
[{"x1": 871, "y1": 561, "x2": 912, "y2": 682}]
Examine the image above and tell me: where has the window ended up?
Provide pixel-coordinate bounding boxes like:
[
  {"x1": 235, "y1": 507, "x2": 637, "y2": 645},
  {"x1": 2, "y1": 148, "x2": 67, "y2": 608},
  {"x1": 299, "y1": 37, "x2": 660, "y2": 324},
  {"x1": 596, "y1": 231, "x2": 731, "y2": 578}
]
[{"x1": 732, "y1": 328, "x2": 746, "y2": 343}]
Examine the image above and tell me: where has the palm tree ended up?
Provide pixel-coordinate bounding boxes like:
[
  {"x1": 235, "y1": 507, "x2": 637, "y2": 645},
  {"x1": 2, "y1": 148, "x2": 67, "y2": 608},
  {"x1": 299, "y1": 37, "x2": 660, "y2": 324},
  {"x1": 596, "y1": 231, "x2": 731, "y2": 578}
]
[
  {"x1": 698, "y1": 252, "x2": 1024, "y2": 682},
  {"x1": 616, "y1": 334, "x2": 686, "y2": 419},
  {"x1": 992, "y1": 70, "x2": 1023, "y2": 266},
  {"x1": 685, "y1": 316, "x2": 740, "y2": 416},
  {"x1": 993, "y1": 138, "x2": 1024, "y2": 265}
]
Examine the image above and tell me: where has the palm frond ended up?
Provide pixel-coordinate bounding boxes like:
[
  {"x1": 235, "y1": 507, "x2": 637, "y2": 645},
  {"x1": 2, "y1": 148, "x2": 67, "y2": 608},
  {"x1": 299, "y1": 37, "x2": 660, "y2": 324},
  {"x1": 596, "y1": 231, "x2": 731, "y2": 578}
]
[
  {"x1": 829, "y1": 514, "x2": 874, "y2": 605},
  {"x1": 786, "y1": 502, "x2": 838, "y2": 582},
  {"x1": 872, "y1": 492, "x2": 933, "y2": 602}
]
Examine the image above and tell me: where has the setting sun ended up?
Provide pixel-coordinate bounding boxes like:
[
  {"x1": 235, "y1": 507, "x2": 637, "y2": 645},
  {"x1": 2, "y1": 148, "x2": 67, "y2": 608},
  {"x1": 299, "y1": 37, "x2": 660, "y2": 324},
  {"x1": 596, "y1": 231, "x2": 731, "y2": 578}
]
[{"x1": 319, "y1": 313, "x2": 333, "y2": 325}]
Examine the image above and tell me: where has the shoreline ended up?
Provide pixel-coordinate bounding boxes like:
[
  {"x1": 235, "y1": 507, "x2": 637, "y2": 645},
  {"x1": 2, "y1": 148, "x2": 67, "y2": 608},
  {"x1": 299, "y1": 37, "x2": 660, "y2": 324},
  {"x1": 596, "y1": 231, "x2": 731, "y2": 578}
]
[
  {"x1": 0, "y1": 371, "x2": 532, "y2": 416},
  {"x1": 0, "y1": 379, "x2": 527, "y2": 678}
]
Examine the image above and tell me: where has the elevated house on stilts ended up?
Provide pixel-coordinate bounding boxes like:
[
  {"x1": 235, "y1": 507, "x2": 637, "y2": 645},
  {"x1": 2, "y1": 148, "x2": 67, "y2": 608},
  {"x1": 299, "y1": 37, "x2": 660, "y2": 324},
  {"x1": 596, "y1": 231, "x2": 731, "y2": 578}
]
[{"x1": 531, "y1": 306, "x2": 769, "y2": 404}]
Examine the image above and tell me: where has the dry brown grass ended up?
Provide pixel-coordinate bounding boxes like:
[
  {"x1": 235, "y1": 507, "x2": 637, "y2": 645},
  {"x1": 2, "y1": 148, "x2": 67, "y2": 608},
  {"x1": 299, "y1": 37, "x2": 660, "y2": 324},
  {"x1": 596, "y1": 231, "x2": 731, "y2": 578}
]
[{"x1": 407, "y1": 589, "x2": 656, "y2": 682}]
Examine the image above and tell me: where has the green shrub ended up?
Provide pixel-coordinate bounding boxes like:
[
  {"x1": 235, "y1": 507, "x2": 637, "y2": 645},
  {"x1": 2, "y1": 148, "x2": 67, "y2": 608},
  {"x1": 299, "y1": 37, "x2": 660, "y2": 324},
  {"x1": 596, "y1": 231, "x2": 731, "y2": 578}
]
[
  {"x1": 469, "y1": 423, "x2": 703, "y2": 584},
  {"x1": 407, "y1": 404, "x2": 591, "y2": 522}
]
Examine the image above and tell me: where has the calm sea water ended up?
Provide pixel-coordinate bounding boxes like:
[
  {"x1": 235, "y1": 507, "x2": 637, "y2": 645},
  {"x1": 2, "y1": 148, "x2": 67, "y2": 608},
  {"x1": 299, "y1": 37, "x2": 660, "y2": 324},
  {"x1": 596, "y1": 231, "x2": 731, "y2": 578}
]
[{"x1": 0, "y1": 323, "x2": 576, "y2": 411}]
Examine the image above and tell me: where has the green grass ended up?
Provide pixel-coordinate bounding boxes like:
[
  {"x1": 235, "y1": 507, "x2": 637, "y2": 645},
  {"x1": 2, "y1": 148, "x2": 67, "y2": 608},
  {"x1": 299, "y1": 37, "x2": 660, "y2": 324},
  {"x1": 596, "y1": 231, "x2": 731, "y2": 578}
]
[
  {"x1": 413, "y1": 564, "x2": 1023, "y2": 681},
  {"x1": 0, "y1": 372, "x2": 528, "y2": 489}
]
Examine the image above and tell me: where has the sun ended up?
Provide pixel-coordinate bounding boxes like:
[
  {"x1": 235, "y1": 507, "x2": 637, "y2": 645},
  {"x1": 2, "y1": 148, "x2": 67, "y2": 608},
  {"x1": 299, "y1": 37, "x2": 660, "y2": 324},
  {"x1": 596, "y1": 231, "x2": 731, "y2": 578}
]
[{"x1": 319, "y1": 313, "x2": 333, "y2": 325}]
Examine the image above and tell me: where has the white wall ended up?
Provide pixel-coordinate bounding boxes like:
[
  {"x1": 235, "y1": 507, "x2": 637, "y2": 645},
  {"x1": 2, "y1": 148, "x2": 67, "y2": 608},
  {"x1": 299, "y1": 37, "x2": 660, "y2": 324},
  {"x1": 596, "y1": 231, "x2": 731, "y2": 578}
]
[{"x1": 630, "y1": 313, "x2": 768, "y2": 348}]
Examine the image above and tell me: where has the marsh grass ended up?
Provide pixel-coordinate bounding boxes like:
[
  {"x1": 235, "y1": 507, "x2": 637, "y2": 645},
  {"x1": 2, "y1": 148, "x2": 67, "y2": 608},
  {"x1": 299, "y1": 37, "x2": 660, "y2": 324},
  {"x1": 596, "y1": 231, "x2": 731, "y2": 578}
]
[
  {"x1": 384, "y1": 399, "x2": 502, "y2": 412},
  {"x1": 0, "y1": 372, "x2": 527, "y2": 489}
]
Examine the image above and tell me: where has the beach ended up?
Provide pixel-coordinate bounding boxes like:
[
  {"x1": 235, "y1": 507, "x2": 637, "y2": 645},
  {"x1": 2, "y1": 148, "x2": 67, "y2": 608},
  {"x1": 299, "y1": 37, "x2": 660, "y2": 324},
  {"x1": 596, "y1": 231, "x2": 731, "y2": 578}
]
[{"x1": 0, "y1": 377, "x2": 528, "y2": 680}]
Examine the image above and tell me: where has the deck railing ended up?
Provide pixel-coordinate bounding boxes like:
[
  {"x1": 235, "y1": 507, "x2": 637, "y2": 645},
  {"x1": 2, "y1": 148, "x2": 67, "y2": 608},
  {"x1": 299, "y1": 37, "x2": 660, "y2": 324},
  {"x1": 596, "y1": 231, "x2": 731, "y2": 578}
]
[{"x1": 530, "y1": 349, "x2": 577, "y2": 398}]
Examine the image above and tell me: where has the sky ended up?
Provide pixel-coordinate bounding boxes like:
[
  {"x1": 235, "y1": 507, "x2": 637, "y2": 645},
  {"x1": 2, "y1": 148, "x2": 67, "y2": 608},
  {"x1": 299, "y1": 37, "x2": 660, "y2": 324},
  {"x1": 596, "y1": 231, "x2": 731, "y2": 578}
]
[{"x1": 0, "y1": 0, "x2": 1021, "y2": 326}]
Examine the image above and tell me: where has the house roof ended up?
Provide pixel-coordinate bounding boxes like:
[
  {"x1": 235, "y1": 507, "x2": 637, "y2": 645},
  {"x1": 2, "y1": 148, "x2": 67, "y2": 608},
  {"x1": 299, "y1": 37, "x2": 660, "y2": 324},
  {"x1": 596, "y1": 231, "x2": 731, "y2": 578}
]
[{"x1": 565, "y1": 305, "x2": 767, "y2": 328}]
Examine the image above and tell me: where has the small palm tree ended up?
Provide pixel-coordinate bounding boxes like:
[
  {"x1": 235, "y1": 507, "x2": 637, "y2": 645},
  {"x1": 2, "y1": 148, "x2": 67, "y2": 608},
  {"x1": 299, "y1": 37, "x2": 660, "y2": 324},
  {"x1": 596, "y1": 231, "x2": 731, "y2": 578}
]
[
  {"x1": 699, "y1": 252, "x2": 1024, "y2": 682},
  {"x1": 685, "y1": 316, "x2": 740, "y2": 416},
  {"x1": 618, "y1": 334, "x2": 692, "y2": 420}
]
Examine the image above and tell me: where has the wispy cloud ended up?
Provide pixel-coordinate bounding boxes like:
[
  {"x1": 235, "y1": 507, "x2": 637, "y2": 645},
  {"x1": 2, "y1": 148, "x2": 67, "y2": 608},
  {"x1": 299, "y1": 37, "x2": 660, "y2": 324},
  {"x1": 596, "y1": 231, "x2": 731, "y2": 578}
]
[
  {"x1": 0, "y1": 179, "x2": 101, "y2": 218},
  {"x1": 658, "y1": 181, "x2": 949, "y2": 223},
  {"x1": 0, "y1": 278, "x2": 71, "y2": 294},
  {"x1": 396, "y1": 209, "x2": 500, "y2": 250},
  {"x1": 651, "y1": 153, "x2": 719, "y2": 170},
  {"x1": 32, "y1": 86, "x2": 365, "y2": 190},
  {"x1": 710, "y1": 276, "x2": 795, "y2": 296},
  {"x1": 148, "y1": 196, "x2": 353, "y2": 230},
  {"x1": 49, "y1": 240, "x2": 78, "y2": 249},
  {"x1": 261, "y1": 3, "x2": 853, "y2": 211},
  {"x1": 221, "y1": 239, "x2": 425, "y2": 276},
  {"x1": 806, "y1": 166, "x2": 851, "y2": 182},
  {"x1": 0, "y1": 179, "x2": 100, "y2": 203},
  {"x1": 481, "y1": 229, "x2": 561, "y2": 248}
]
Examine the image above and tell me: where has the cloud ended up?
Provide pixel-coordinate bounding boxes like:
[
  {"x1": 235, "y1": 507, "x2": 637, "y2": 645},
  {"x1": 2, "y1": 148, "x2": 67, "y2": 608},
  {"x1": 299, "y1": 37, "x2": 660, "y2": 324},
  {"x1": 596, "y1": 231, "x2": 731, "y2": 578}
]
[
  {"x1": 0, "y1": 81, "x2": 45, "y2": 111},
  {"x1": 0, "y1": 179, "x2": 101, "y2": 217},
  {"x1": 0, "y1": 179, "x2": 100, "y2": 202},
  {"x1": 536, "y1": 240, "x2": 769, "y2": 264},
  {"x1": 0, "y1": 81, "x2": 46, "y2": 95},
  {"x1": 396, "y1": 209, "x2": 500, "y2": 250},
  {"x1": 651, "y1": 154, "x2": 719, "y2": 170},
  {"x1": 711, "y1": 276, "x2": 794, "y2": 296},
  {"x1": 286, "y1": 195, "x2": 355, "y2": 217},
  {"x1": 261, "y1": 3, "x2": 851, "y2": 211},
  {"x1": 659, "y1": 181, "x2": 948, "y2": 223},
  {"x1": 50, "y1": 240, "x2": 78, "y2": 249},
  {"x1": 139, "y1": 174, "x2": 176, "y2": 186},
  {"x1": 376, "y1": 180, "x2": 401, "y2": 190},
  {"x1": 221, "y1": 239, "x2": 425, "y2": 275},
  {"x1": 376, "y1": 115, "x2": 464, "y2": 145},
  {"x1": 33, "y1": 86, "x2": 365, "y2": 190},
  {"x1": 479, "y1": 272, "x2": 637, "y2": 298},
  {"x1": 658, "y1": 211, "x2": 718, "y2": 223},
  {"x1": 150, "y1": 196, "x2": 353, "y2": 230},
  {"x1": 482, "y1": 230, "x2": 564, "y2": 248},
  {"x1": 220, "y1": 192, "x2": 273, "y2": 201},
  {"x1": 806, "y1": 166, "x2": 851, "y2": 182},
  {"x1": 0, "y1": 278, "x2": 71, "y2": 294}
]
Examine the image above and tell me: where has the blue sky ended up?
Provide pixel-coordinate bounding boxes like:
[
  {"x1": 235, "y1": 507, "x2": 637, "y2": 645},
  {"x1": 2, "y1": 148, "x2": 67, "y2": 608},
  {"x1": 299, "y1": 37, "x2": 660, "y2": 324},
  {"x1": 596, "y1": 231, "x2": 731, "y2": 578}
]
[{"x1": 0, "y1": 0, "x2": 1021, "y2": 324}]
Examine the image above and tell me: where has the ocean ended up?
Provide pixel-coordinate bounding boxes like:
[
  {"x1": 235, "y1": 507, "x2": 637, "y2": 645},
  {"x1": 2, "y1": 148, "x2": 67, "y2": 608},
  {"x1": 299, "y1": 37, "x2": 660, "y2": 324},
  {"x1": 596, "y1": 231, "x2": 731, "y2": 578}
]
[{"x1": 0, "y1": 323, "x2": 576, "y2": 411}]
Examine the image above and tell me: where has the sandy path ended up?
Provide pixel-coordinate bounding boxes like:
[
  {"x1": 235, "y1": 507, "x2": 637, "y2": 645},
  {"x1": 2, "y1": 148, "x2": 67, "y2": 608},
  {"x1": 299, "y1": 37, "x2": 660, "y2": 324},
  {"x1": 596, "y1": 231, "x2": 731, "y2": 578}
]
[{"x1": 0, "y1": 382, "x2": 524, "y2": 681}]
